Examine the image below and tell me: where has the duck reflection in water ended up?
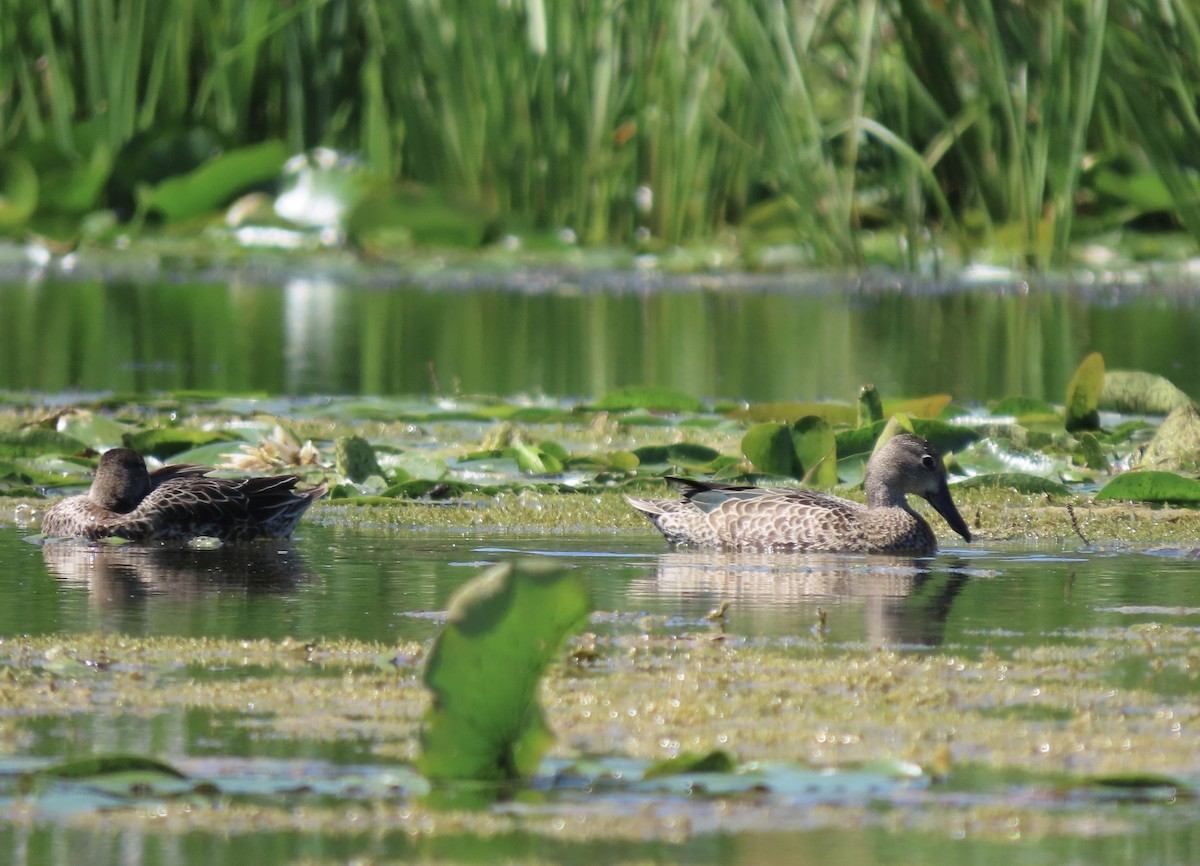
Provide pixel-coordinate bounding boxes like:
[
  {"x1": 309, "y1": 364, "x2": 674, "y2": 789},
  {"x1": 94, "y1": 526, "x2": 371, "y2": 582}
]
[
  {"x1": 42, "y1": 541, "x2": 312, "y2": 606},
  {"x1": 636, "y1": 550, "x2": 971, "y2": 647}
]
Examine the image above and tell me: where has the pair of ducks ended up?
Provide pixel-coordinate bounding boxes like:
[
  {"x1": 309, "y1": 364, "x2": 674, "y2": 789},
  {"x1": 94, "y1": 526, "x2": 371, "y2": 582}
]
[{"x1": 43, "y1": 434, "x2": 970, "y2": 554}]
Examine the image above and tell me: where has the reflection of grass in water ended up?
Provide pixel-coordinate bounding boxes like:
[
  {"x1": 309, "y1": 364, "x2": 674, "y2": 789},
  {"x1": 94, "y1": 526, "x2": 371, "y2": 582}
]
[{"x1": 0, "y1": 625, "x2": 1197, "y2": 841}]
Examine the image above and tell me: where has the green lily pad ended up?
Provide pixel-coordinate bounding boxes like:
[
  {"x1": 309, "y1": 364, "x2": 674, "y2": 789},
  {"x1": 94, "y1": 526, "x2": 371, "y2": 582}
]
[
  {"x1": 741, "y1": 422, "x2": 795, "y2": 476},
  {"x1": 990, "y1": 395, "x2": 1060, "y2": 419},
  {"x1": 0, "y1": 429, "x2": 87, "y2": 458},
  {"x1": 336, "y1": 435, "x2": 385, "y2": 483},
  {"x1": 792, "y1": 416, "x2": 838, "y2": 487},
  {"x1": 955, "y1": 473, "x2": 1070, "y2": 496},
  {"x1": 882, "y1": 394, "x2": 953, "y2": 419},
  {"x1": 1095, "y1": 471, "x2": 1200, "y2": 504},
  {"x1": 592, "y1": 387, "x2": 703, "y2": 413},
  {"x1": 729, "y1": 402, "x2": 856, "y2": 426},
  {"x1": 1100, "y1": 370, "x2": 1192, "y2": 415},
  {"x1": 122, "y1": 428, "x2": 241, "y2": 459},
  {"x1": 139, "y1": 140, "x2": 289, "y2": 221},
  {"x1": 418, "y1": 558, "x2": 593, "y2": 781},
  {"x1": 1065, "y1": 352, "x2": 1105, "y2": 432},
  {"x1": 857, "y1": 386, "x2": 883, "y2": 426},
  {"x1": 642, "y1": 749, "x2": 737, "y2": 780}
]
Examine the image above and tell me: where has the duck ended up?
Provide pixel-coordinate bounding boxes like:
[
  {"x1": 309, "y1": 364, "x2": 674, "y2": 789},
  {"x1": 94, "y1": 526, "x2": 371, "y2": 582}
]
[
  {"x1": 42, "y1": 448, "x2": 326, "y2": 542},
  {"x1": 626, "y1": 433, "x2": 972, "y2": 554}
]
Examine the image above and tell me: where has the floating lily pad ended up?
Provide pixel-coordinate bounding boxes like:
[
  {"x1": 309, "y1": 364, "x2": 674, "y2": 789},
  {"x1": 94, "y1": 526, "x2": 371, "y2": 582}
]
[
  {"x1": 123, "y1": 428, "x2": 242, "y2": 459},
  {"x1": 642, "y1": 749, "x2": 737, "y2": 780},
  {"x1": 592, "y1": 387, "x2": 703, "y2": 413},
  {"x1": 990, "y1": 395, "x2": 1060, "y2": 420},
  {"x1": 955, "y1": 473, "x2": 1070, "y2": 496},
  {"x1": 883, "y1": 394, "x2": 953, "y2": 419},
  {"x1": 1136, "y1": 403, "x2": 1200, "y2": 472},
  {"x1": 419, "y1": 558, "x2": 592, "y2": 781},
  {"x1": 741, "y1": 422, "x2": 795, "y2": 476},
  {"x1": 1095, "y1": 470, "x2": 1200, "y2": 503},
  {"x1": 0, "y1": 429, "x2": 87, "y2": 458},
  {"x1": 729, "y1": 402, "x2": 856, "y2": 426}
]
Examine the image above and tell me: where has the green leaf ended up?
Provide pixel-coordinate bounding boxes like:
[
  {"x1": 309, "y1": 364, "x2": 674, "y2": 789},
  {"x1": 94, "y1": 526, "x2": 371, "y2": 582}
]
[
  {"x1": 882, "y1": 394, "x2": 953, "y2": 419},
  {"x1": 741, "y1": 423, "x2": 795, "y2": 476},
  {"x1": 791, "y1": 416, "x2": 838, "y2": 487},
  {"x1": 1100, "y1": 370, "x2": 1192, "y2": 415},
  {"x1": 336, "y1": 435, "x2": 385, "y2": 482},
  {"x1": 1137, "y1": 403, "x2": 1200, "y2": 472},
  {"x1": 1065, "y1": 352, "x2": 1105, "y2": 432},
  {"x1": 40, "y1": 754, "x2": 188, "y2": 781},
  {"x1": 955, "y1": 473, "x2": 1070, "y2": 495},
  {"x1": 1095, "y1": 471, "x2": 1200, "y2": 504},
  {"x1": 419, "y1": 559, "x2": 593, "y2": 781},
  {"x1": 0, "y1": 429, "x2": 86, "y2": 458},
  {"x1": 856, "y1": 386, "x2": 883, "y2": 426},
  {"x1": 664, "y1": 443, "x2": 723, "y2": 469},
  {"x1": 592, "y1": 386, "x2": 703, "y2": 413},
  {"x1": 729, "y1": 402, "x2": 856, "y2": 426},
  {"x1": 990, "y1": 396, "x2": 1060, "y2": 420},
  {"x1": 642, "y1": 750, "x2": 737, "y2": 780},
  {"x1": 140, "y1": 140, "x2": 289, "y2": 221},
  {"x1": 0, "y1": 154, "x2": 38, "y2": 229},
  {"x1": 123, "y1": 428, "x2": 240, "y2": 459}
]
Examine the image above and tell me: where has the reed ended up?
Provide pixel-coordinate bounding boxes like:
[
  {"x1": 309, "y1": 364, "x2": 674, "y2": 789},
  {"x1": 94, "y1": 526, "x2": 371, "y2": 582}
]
[{"x1": 0, "y1": 0, "x2": 1198, "y2": 268}]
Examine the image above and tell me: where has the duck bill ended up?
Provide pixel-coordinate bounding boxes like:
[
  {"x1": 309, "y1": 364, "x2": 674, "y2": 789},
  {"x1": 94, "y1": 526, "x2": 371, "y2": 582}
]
[{"x1": 924, "y1": 483, "x2": 972, "y2": 543}]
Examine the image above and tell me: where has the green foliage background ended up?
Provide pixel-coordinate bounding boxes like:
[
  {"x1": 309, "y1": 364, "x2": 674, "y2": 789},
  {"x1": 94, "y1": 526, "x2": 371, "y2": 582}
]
[{"x1": 2, "y1": 0, "x2": 1199, "y2": 267}]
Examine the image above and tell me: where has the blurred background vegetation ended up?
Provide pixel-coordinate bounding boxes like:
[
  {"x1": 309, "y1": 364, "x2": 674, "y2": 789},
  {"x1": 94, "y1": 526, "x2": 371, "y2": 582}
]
[{"x1": 1, "y1": 0, "x2": 1199, "y2": 269}]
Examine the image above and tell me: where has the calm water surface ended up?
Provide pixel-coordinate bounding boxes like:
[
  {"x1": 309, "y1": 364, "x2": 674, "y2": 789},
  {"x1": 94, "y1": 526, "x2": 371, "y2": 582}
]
[
  {"x1": 2, "y1": 522, "x2": 1200, "y2": 865},
  {"x1": 3, "y1": 269, "x2": 1200, "y2": 863},
  {"x1": 2, "y1": 273, "x2": 1200, "y2": 401}
]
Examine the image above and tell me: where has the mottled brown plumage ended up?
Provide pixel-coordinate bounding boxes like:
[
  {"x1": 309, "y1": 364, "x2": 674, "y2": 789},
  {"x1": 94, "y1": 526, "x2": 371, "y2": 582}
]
[
  {"x1": 626, "y1": 433, "x2": 972, "y2": 554},
  {"x1": 42, "y1": 448, "x2": 326, "y2": 542}
]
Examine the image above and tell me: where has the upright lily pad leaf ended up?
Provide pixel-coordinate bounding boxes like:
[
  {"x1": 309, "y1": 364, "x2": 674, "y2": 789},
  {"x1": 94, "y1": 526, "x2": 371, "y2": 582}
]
[
  {"x1": 1065, "y1": 352, "x2": 1105, "y2": 432},
  {"x1": 0, "y1": 154, "x2": 38, "y2": 229},
  {"x1": 1101, "y1": 370, "x2": 1192, "y2": 415},
  {"x1": 741, "y1": 423, "x2": 796, "y2": 477},
  {"x1": 419, "y1": 559, "x2": 593, "y2": 781},
  {"x1": 857, "y1": 386, "x2": 883, "y2": 427},
  {"x1": 1137, "y1": 403, "x2": 1200, "y2": 471},
  {"x1": 593, "y1": 387, "x2": 703, "y2": 413},
  {"x1": 791, "y1": 416, "x2": 838, "y2": 487},
  {"x1": 1095, "y1": 471, "x2": 1200, "y2": 504},
  {"x1": 336, "y1": 435, "x2": 385, "y2": 482}
]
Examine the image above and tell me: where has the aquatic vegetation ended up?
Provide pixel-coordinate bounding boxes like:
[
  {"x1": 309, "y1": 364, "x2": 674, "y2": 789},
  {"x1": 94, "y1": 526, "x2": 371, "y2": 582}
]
[
  {"x1": 419, "y1": 559, "x2": 592, "y2": 780},
  {"x1": 3, "y1": 2, "x2": 1200, "y2": 267}
]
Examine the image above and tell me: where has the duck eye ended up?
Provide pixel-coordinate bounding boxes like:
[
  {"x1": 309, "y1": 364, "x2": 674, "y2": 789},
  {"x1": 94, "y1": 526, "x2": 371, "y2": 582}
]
[{"x1": 921, "y1": 455, "x2": 935, "y2": 469}]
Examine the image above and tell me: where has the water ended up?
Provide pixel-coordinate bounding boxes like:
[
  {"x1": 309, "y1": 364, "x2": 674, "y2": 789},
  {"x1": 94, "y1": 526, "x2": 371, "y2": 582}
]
[
  {"x1": 4, "y1": 268, "x2": 1200, "y2": 864},
  {"x1": 3, "y1": 273, "x2": 1200, "y2": 401},
  {"x1": 2, "y1": 525, "x2": 1200, "y2": 862}
]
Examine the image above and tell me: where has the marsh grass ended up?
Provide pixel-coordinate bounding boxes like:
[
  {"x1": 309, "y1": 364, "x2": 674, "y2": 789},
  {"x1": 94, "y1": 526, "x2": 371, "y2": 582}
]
[{"x1": 1, "y1": 0, "x2": 1199, "y2": 267}]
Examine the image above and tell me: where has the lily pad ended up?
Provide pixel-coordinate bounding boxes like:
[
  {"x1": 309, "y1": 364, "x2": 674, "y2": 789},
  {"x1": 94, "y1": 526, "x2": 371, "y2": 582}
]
[
  {"x1": 729, "y1": 402, "x2": 856, "y2": 426},
  {"x1": 139, "y1": 140, "x2": 289, "y2": 222},
  {"x1": 1065, "y1": 352, "x2": 1105, "y2": 432},
  {"x1": 1135, "y1": 403, "x2": 1200, "y2": 472},
  {"x1": 792, "y1": 416, "x2": 838, "y2": 487},
  {"x1": 741, "y1": 422, "x2": 795, "y2": 476},
  {"x1": 856, "y1": 386, "x2": 883, "y2": 426},
  {"x1": 592, "y1": 387, "x2": 703, "y2": 413},
  {"x1": 1101, "y1": 370, "x2": 1192, "y2": 415},
  {"x1": 955, "y1": 473, "x2": 1070, "y2": 496},
  {"x1": 0, "y1": 429, "x2": 86, "y2": 458},
  {"x1": 1095, "y1": 471, "x2": 1200, "y2": 504},
  {"x1": 990, "y1": 395, "x2": 1060, "y2": 420},
  {"x1": 418, "y1": 558, "x2": 593, "y2": 781},
  {"x1": 123, "y1": 428, "x2": 242, "y2": 459}
]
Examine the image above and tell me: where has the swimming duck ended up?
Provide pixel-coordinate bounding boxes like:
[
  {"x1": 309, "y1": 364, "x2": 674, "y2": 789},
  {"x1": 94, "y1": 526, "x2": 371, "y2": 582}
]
[
  {"x1": 42, "y1": 448, "x2": 326, "y2": 542},
  {"x1": 626, "y1": 433, "x2": 972, "y2": 554}
]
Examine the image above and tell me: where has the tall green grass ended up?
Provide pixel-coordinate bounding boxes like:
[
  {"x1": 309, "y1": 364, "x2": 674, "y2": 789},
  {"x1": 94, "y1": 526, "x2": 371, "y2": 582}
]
[{"x1": 1, "y1": 0, "x2": 1198, "y2": 268}]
